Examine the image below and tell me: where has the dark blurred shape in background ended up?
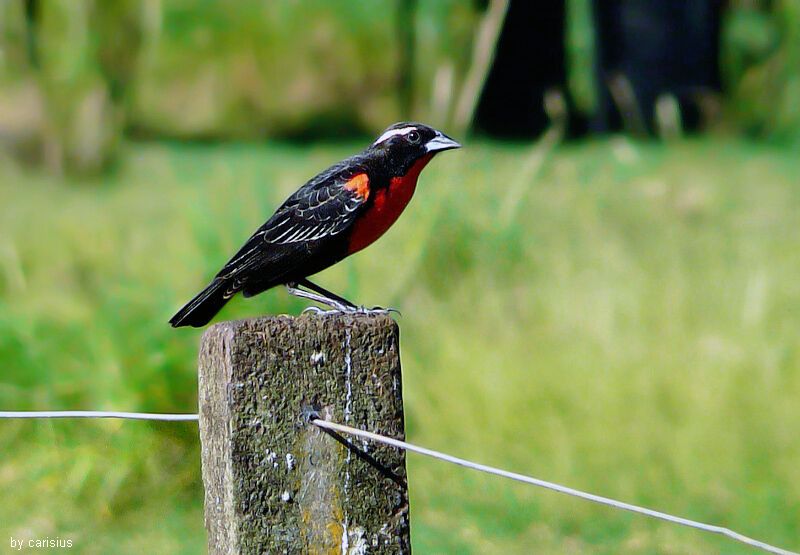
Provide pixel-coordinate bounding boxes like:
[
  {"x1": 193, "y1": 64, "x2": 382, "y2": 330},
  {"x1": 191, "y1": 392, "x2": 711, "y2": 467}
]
[
  {"x1": 591, "y1": 0, "x2": 725, "y2": 137},
  {"x1": 474, "y1": 0, "x2": 586, "y2": 138},
  {"x1": 1, "y1": 0, "x2": 800, "y2": 176}
]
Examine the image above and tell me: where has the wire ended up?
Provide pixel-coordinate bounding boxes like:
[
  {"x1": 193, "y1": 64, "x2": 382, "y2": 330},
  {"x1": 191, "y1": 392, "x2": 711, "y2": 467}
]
[
  {"x1": 311, "y1": 419, "x2": 798, "y2": 555},
  {"x1": 0, "y1": 411, "x2": 198, "y2": 421},
  {"x1": 0, "y1": 410, "x2": 794, "y2": 554}
]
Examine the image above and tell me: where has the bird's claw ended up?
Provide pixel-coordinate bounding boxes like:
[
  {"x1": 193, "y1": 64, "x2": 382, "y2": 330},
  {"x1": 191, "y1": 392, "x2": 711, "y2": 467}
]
[{"x1": 357, "y1": 305, "x2": 401, "y2": 316}]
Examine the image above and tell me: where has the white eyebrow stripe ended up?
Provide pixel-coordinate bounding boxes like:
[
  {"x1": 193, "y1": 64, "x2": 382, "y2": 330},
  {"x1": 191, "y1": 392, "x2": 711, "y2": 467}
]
[{"x1": 373, "y1": 126, "x2": 417, "y2": 145}]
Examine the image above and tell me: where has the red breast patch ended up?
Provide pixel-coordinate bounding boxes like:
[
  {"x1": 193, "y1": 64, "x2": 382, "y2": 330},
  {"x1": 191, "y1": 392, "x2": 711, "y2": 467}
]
[{"x1": 347, "y1": 154, "x2": 433, "y2": 254}]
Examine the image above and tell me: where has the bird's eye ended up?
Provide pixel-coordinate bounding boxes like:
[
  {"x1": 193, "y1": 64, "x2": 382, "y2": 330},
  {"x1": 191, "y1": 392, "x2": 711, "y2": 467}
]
[{"x1": 407, "y1": 130, "x2": 420, "y2": 143}]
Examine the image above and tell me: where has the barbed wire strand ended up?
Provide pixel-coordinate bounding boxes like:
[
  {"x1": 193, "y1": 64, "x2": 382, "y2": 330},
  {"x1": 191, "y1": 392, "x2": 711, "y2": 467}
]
[
  {"x1": 0, "y1": 411, "x2": 795, "y2": 555},
  {"x1": 0, "y1": 411, "x2": 198, "y2": 421},
  {"x1": 311, "y1": 419, "x2": 798, "y2": 555}
]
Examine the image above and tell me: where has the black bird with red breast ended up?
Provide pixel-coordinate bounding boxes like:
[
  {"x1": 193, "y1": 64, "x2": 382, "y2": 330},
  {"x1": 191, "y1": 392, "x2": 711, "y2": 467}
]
[{"x1": 169, "y1": 122, "x2": 460, "y2": 328}]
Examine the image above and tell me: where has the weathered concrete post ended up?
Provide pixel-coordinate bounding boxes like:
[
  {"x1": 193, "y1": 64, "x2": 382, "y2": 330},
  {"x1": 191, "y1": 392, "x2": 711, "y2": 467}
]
[{"x1": 198, "y1": 314, "x2": 410, "y2": 554}]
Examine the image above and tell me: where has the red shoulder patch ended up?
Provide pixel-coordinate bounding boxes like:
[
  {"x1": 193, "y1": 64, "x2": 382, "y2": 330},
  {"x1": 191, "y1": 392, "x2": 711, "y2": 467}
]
[{"x1": 344, "y1": 173, "x2": 370, "y2": 201}]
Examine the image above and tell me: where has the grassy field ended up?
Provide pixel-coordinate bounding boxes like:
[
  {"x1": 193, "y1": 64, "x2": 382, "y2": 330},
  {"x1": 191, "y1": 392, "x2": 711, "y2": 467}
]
[{"x1": 1, "y1": 138, "x2": 798, "y2": 554}]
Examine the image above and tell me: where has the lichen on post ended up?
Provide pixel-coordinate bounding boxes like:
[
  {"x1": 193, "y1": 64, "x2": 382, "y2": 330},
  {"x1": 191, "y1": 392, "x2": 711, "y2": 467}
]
[{"x1": 198, "y1": 314, "x2": 410, "y2": 554}]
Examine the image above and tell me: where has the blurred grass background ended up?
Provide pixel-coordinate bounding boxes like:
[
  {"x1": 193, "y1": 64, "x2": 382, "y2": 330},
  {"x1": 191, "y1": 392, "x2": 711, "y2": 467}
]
[{"x1": 1, "y1": 0, "x2": 800, "y2": 553}]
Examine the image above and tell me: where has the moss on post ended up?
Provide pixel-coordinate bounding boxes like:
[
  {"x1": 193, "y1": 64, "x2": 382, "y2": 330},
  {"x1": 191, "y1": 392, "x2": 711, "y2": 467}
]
[{"x1": 198, "y1": 314, "x2": 410, "y2": 554}]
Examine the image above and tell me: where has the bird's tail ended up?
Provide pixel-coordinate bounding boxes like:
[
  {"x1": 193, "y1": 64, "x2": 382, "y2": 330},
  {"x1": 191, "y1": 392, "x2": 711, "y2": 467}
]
[{"x1": 169, "y1": 279, "x2": 232, "y2": 328}]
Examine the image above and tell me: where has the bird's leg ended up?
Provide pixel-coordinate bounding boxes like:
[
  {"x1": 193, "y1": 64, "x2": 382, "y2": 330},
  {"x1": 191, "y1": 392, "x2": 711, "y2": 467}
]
[
  {"x1": 286, "y1": 281, "x2": 355, "y2": 313},
  {"x1": 298, "y1": 279, "x2": 400, "y2": 315},
  {"x1": 287, "y1": 279, "x2": 398, "y2": 315},
  {"x1": 297, "y1": 279, "x2": 358, "y2": 309}
]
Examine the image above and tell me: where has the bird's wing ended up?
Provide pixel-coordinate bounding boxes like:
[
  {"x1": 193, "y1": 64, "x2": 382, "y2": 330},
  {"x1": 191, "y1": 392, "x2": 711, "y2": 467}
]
[
  {"x1": 215, "y1": 162, "x2": 371, "y2": 281},
  {"x1": 260, "y1": 169, "x2": 369, "y2": 245}
]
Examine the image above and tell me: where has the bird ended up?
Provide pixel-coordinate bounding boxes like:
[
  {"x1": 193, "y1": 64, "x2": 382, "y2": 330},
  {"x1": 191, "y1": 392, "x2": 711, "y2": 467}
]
[{"x1": 169, "y1": 122, "x2": 460, "y2": 328}]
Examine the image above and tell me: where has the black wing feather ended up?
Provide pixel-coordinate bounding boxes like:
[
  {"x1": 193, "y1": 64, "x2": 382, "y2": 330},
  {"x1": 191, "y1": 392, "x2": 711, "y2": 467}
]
[{"x1": 216, "y1": 158, "x2": 369, "y2": 283}]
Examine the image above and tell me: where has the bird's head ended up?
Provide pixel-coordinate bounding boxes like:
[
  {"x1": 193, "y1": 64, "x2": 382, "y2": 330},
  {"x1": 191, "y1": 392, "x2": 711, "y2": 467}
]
[{"x1": 369, "y1": 122, "x2": 460, "y2": 176}]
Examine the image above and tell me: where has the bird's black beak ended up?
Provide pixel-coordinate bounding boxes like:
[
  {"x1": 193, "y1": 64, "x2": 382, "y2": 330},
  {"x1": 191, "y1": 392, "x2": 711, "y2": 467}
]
[{"x1": 425, "y1": 131, "x2": 461, "y2": 153}]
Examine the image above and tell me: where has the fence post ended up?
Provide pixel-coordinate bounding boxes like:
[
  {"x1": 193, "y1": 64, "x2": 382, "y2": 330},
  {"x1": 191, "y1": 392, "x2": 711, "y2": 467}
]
[{"x1": 198, "y1": 314, "x2": 411, "y2": 554}]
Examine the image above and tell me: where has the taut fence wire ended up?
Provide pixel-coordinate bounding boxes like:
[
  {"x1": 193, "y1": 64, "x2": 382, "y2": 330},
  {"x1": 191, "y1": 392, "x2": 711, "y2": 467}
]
[
  {"x1": 0, "y1": 411, "x2": 198, "y2": 421},
  {"x1": 0, "y1": 410, "x2": 796, "y2": 555}
]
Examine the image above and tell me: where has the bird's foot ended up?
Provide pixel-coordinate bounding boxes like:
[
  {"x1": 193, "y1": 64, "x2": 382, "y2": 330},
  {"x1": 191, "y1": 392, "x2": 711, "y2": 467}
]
[
  {"x1": 301, "y1": 305, "x2": 400, "y2": 317},
  {"x1": 302, "y1": 306, "x2": 346, "y2": 316},
  {"x1": 288, "y1": 280, "x2": 399, "y2": 317}
]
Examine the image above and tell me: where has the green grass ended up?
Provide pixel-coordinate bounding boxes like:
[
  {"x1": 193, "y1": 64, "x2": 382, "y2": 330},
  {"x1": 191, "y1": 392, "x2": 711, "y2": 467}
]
[{"x1": 1, "y1": 138, "x2": 799, "y2": 554}]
